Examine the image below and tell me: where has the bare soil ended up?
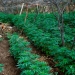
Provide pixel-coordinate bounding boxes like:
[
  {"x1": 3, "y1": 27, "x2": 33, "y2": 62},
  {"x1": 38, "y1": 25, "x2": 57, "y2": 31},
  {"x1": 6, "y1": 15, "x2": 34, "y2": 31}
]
[{"x1": 0, "y1": 39, "x2": 20, "y2": 75}]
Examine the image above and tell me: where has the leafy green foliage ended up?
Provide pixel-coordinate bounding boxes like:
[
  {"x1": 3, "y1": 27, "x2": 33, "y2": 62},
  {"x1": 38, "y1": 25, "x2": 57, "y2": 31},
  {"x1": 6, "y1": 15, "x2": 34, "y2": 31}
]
[
  {"x1": 7, "y1": 33, "x2": 52, "y2": 75},
  {"x1": 8, "y1": 33, "x2": 31, "y2": 60},
  {"x1": 0, "y1": 12, "x2": 14, "y2": 23},
  {"x1": 1, "y1": 12, "x2": 75, "y2": 75},
  {"x1": 18, "y1": 51, "x2": 52, "y2": 75},
  {"x1": 0, "y1": 64, "x2": 4, "y2": 73},
  {"x1": 12, "y1": 13, "x2": 75, "y2": 75}
]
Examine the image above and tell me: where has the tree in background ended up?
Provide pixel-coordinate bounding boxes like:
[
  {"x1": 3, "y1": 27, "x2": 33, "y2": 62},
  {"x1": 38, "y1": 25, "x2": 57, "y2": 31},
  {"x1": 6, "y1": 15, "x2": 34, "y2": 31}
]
[{"x1": 44, "y1": 0, "x2": 71, "y2": 46}]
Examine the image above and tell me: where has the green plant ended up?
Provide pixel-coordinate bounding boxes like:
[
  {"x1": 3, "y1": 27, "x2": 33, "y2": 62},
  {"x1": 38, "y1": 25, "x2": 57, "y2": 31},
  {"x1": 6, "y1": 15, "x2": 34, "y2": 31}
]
[
  {"x1": 18, "y1": 51, "x2": 52, "y2": 75},
  {"x1": 0, "y1": 64, "x2": 4, "y2": 73},
  {"x1": 8, "y1": 33, "x2": 31, "y2": 60},
  {"x1": 7, "y1": 33, "x2": 53, "y2": 75},
  {"x1": 1, "y1": 12, "x2": 75, "y2": 75},
  {"x1": 11, "y1": 13, "x2": 75, "y2": 74}
]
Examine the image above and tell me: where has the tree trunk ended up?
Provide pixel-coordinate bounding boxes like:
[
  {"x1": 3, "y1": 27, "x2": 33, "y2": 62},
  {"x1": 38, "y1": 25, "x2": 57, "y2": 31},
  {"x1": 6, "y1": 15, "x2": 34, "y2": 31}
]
[
  {"x1": 59, "y1": 13, "x2": 65, "y2": 46},
  {"x1": 60, "y1": 24, "x2": 65, "y2": 46},
  {"x1": 71, "y1": 36, "x2": 75, "y2": 49}
]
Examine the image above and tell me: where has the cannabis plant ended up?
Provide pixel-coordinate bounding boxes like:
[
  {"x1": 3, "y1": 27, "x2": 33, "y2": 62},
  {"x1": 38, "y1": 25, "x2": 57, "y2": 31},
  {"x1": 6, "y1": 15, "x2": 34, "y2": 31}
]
[{"x1": 0, "y1": 64, "x2": 4, "y2": 73}]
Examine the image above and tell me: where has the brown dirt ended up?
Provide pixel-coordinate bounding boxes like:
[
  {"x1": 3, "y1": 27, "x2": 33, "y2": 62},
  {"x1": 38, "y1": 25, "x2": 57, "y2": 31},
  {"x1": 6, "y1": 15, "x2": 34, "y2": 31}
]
[{"x1": 0, "y1": 39, "x2": 20, "y2": 75}]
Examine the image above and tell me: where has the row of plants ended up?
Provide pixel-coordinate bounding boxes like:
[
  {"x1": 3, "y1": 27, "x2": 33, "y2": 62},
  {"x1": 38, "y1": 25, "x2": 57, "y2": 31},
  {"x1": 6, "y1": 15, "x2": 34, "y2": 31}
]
[
  {"x1": 12, "y1": 14, "x2": 75, "y2": 75},
  {"x1": 7, "y1": 33, "x2": 53, "y2": 75},
  {"x1": 0, "y1": 12, "x2": 74, "y2": 47},
  {"x1": 26, "y1": 12, "x2": 75, "y2": 47},
  {"x1": 0, "y1": 12, "x2": 75, "y2": 74},
  {"x1": 0, "y1": 12, "x2": 14, "y2": 23}
]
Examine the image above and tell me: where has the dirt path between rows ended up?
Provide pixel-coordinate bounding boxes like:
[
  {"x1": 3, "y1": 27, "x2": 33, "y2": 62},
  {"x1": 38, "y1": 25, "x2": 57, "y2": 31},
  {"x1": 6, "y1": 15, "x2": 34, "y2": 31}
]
[{"x1": 0, "y1": 39, "x2": 20, "y2": 75}]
